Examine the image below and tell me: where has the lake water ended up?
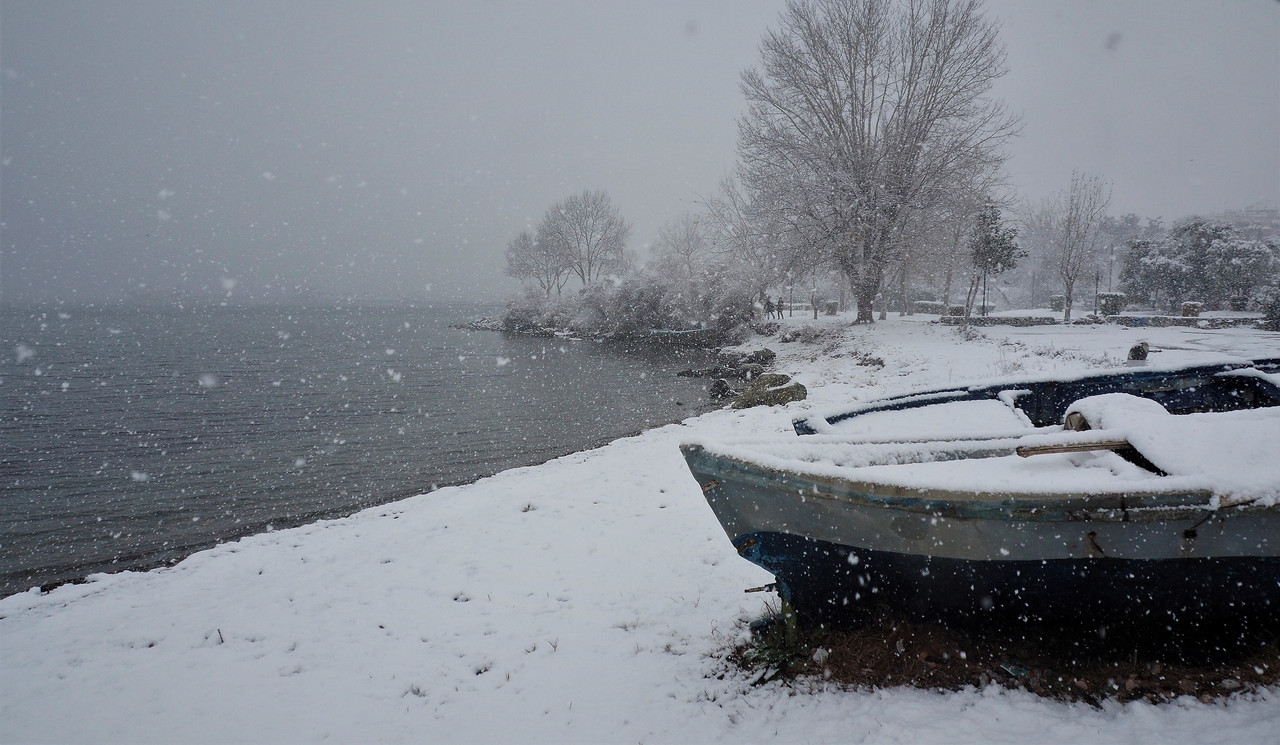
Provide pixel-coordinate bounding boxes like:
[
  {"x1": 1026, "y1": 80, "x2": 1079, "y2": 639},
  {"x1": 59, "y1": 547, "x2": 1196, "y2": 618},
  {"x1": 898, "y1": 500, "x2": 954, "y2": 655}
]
[{"x1": 0, "y1": 303, "x2": 715, "y2": 596}]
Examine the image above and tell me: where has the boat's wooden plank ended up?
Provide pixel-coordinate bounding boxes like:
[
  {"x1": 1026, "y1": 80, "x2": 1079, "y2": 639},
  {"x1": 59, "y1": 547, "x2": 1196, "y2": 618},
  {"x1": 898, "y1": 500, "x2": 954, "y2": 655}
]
[{"x1": 1014, "y1": 439, "x2": 1132, "y2": 457}]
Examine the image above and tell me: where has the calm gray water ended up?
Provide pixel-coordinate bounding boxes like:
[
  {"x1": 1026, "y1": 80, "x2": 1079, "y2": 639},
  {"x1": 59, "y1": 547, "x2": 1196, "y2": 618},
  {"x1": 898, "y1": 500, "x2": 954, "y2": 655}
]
[{"x1": 1, "y1": 303, "x2": 715, "y2": 595}]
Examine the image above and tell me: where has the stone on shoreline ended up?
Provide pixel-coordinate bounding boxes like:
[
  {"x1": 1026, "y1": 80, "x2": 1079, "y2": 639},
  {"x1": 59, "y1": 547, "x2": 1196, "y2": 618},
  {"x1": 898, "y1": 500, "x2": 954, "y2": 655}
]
[
  {"x1": 732, "y1": 373, "x2": 808, "y2": 409},
  {"x1": 708, "y1": 378, "x2": 735, "y2": 400},
  {"x1": 718, "y1": 348, "x2": 777, "y2": 367}
]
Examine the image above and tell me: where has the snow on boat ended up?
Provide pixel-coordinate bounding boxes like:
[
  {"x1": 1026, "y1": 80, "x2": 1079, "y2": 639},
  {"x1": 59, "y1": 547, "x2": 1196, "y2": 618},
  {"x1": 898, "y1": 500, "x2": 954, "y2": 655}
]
[{"x1": 681, "y1": 359, "x2": 1280, "y2": 627}]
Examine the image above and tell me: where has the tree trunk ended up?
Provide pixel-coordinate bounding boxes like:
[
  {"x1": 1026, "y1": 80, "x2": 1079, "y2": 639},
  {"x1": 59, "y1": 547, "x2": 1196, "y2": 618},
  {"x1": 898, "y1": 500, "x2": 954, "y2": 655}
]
[
  {"x1": 898, "y1": 268, "x2": 909, "y2": 316},
  {"x1": 963, "y1": 272, "x2": 980, "y2": 319},
  {"x1": 853, "y1": 271, "x2": 881, "y2": 323},
  {"x1": 1063, "y1": 281, "x2": 1075, "y2": 323},
  {"x1": 842, "y1": 227, "x2": 890, "y2": 323},
  {"x1": 855, "y1": 293, "x2": 875, "y2": 323}
]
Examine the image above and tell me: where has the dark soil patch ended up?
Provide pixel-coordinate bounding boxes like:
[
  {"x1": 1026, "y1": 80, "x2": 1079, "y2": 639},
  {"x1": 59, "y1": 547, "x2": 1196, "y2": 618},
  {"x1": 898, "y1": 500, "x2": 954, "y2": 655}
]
[{"x1": 729, "y1": 605, "x2": 1280, "y2": 705}]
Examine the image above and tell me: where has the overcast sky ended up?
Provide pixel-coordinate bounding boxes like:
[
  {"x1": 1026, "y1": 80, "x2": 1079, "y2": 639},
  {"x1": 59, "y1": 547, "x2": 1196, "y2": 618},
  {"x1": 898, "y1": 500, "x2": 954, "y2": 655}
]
[{"x1": 2, "y1": 0, "x2": 1277, "y2": 305}]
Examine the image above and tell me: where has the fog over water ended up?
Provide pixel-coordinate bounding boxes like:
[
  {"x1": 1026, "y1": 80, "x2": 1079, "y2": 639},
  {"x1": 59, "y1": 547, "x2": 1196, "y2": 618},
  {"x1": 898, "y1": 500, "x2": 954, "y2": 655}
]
[{"x1": 1, "y1": 0, "x2": 1276, "y2": 305}]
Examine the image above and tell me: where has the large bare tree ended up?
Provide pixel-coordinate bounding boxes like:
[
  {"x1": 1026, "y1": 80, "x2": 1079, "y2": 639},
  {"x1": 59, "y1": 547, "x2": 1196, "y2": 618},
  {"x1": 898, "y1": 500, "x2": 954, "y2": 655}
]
[
  {"x1": 736, "y1": 0, "x2": 1017, "y2": 321},
  {"x1": 541, "y1": 189, "x2": 631, "y2": 288}
]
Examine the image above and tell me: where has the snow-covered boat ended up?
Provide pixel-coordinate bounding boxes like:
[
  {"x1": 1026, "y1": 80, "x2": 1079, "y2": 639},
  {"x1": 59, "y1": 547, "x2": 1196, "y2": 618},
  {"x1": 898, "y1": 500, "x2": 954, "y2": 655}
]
[{"x1": 681, "y1": 359, "x2": 1280, "y2": 627}]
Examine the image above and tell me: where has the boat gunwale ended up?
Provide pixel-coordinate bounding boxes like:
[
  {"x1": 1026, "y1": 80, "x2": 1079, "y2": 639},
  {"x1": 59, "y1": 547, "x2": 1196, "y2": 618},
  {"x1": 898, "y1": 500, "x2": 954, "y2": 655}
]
[
  {"x1": 682, "y1": 442, "x2": 1238, "y2": 523},
  {"x1": 793, "y1": 358, "x2": 1280, "y2": 435}
]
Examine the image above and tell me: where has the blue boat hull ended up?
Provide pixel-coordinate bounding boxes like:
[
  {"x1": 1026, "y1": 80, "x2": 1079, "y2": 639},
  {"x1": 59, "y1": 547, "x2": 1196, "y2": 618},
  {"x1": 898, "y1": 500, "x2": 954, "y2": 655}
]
[{"x1": 736, "y1": 530, "x2": 1280, "y2": 626}]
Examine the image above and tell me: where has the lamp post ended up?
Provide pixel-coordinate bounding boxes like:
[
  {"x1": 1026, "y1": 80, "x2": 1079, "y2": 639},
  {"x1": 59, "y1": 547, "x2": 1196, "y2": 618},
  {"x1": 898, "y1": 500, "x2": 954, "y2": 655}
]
[{"x1": 981, "y1": 269, "x2": 988, "y2": 317}]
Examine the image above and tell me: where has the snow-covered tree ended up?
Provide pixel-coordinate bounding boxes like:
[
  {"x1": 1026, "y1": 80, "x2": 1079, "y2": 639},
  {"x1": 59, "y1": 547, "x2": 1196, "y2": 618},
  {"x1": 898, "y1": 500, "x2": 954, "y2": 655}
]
[
  {"x1": 651, "y1": 212, "x2": 710, "y2": 279},
  {"x1": 735, "y1": 0, "x2": 1018, "y2": 322},
  {"x1": 912, "y1": 168, "x2": 1003, "y2": 308},
  {"x1": 1122, "y1": 218, "x2": 1279, "y2": 311},
  {"x1": 504, "y1": 228, "x2": 571, "y2": 297},
  {"x1": 1088, "y1": 213, "x2": 1163, "y2": 302},
  {"x1": 541, "y1": 189, "x2": 632, "y2": 288},
  {"x1": 702, "y1": 176, "x2": 794, "y2": 304},
  {"x1": 1012, "y1": 198, "x2": 1058, "y2": 309},
  {"x1": 1049, "y1": 171, "x2": 1111, "y2": 322},
  {"x1": 963, "y1": 203, "x2": 1022, "y2": 317}
]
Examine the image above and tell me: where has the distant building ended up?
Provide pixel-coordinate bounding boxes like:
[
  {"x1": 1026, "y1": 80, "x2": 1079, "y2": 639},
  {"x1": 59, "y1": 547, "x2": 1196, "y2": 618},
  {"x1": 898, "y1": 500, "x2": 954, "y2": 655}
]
[{"x1": 1211, "y1": 205, "x2": 1280, "y2": 240}]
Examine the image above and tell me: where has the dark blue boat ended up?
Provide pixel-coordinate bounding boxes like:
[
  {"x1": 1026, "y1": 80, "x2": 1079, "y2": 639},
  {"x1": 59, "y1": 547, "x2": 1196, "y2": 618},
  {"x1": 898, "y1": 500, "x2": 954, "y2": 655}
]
[{"x1": 682, "y1": 358, "x2": 1280, "y2": 628}]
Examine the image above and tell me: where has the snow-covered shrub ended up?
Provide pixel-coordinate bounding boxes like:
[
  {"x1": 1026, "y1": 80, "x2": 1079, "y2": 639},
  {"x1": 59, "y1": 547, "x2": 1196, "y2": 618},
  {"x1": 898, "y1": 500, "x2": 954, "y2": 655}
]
[
  {"x1": 1258, "y1": 284, "x2": 1280, "y2": 330},
  {"x1": 704, "y1": 288, "x2": 756, "y2": 335},
  {"x1": 502, "y1": 287, "x2": 578, "y2": 332},
  {"x1": 512, "y1": 266, "x2": 755, "y2": 341},
  {"x1": 1097, "y1": 292, "x2": 1127, "y2": 315},
  {"x1": 502, "y1": 236, "x2": 759, "y2": 341},
  {"x1": 574, "y1": 275, "x2": 671, "y2": 337}
]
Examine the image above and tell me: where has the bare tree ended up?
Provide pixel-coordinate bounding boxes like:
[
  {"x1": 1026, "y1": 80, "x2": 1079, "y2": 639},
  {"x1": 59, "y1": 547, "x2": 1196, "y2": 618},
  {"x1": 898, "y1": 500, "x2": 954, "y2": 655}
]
[
  {"x1": 1010, "y1": 197, "x2": 1057, "y2": 308},
  {"x1": 702, "y1": 176, "x2": 794, "y2": 303},
  {"x1": 934, "y1": 201, "x2": 982, "y2": 307},
  {"x1": 542, "y1": 189, "x2": 631, "y2": 288},
  {"x1": 504, "y1": 228, "x2": 571, "y2": 297},
  {"x1": 652, "y1": 212, "x2": 710, "y2": 278},
  {"x1": 736, "y1": 0, "x2": 1017, "y2": 322},
  {"x1": 903, "y1": 164, "x2": 1000, "y2": 309},
  {"x1": 1052, "y1": 171, "x2": 1112, "y2": 322}
]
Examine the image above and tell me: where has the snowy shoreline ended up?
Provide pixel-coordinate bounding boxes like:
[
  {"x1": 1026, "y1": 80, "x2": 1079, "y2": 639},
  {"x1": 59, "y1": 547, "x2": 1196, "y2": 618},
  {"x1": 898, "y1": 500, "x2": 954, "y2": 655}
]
[{"x1": 3, "y1": 314, "x2": 1279, "y2": 744}]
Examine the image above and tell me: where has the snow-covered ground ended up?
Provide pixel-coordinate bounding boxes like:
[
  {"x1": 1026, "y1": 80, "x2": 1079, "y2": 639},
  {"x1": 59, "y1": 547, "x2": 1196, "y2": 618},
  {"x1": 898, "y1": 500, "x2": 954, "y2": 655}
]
[{"x1": 3, "y1": 315, "x2": 1278, "y2": 744}]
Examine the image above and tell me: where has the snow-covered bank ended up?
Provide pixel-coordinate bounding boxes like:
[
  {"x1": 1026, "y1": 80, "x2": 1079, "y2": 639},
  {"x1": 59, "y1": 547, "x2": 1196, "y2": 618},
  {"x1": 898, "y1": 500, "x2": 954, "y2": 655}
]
[{"x1": 3, "y1": 316, "x2": 1279, "y2": 744}]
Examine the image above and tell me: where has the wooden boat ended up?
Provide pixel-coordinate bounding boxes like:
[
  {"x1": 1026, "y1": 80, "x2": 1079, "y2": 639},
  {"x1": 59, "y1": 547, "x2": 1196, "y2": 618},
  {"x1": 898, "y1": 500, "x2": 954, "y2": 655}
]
[{"x1": 681, "y1": 359, "x2": 1280, "y2": 627}]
